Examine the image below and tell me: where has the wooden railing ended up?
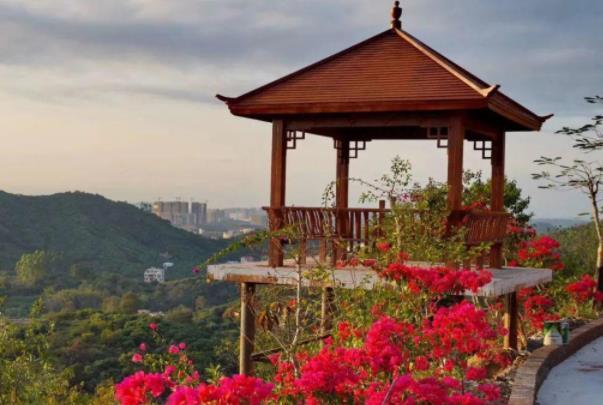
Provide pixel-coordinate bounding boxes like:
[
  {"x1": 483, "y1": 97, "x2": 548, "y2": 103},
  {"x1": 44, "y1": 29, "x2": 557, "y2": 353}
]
[
  {"x1": 265, "y1": 206, "x2": 388, "y2": 242},
  {"x1": 462, "y1": 210, "x2": 510, "y2": 246},
  {"x1": 263, "y1": 206, "x2": 510, "y2": 263}
]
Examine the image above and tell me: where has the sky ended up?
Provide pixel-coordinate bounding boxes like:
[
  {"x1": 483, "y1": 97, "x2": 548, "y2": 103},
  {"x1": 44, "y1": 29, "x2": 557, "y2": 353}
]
[{"x1": 0, "y1": 0, "x2": 602, "y2": 218}]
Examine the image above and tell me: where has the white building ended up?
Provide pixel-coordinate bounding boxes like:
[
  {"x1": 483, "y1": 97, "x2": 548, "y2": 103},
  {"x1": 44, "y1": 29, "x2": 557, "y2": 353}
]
[{"x1": 144, "y1": 267, "x2": 165, "y2": 283}]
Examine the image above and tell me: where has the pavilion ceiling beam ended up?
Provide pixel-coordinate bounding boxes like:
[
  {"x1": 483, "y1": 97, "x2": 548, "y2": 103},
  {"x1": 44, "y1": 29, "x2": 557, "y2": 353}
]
[
  {"x1": 285, "y1": 113, "x2": 454, "y2": 131},
  {"x1": 461, "y1": 114, "x2": 502, "y2": 139}
]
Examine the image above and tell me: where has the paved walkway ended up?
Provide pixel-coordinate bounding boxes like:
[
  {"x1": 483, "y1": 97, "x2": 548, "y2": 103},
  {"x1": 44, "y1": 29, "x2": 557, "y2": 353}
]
[{"x1": 537, "y1": 336, "x2": 603, "y2": 404}]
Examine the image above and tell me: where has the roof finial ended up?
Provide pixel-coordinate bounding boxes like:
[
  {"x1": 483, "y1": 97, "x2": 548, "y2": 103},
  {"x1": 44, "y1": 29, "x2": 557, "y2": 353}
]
[{"x1": 391, "y1": 1, "x2": 402, "y2": 30}]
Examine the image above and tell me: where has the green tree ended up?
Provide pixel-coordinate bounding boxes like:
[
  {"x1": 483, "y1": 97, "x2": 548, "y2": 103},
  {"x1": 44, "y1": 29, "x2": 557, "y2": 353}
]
[
  {"x1": 166, "y1": 305, "x2": 193, "y2": 323},
  {"x1": 15, "y1": 250, "x2": 60, "y2": 287},
  {"x1": 463, "y1": 170, "x2": 532, "y2": 224},
  {"x1": 119, "y1": 292, "x2": 141, "y2": 314},
  {"x1": 533, "y1": 96, "x2": 603, "y2": 291},
  {"x1": 0, "y1": 316, "x2": 84, "y2": 404},
  {"x1": 102, "y1": 296, "x2": 121, "y2": 313}
]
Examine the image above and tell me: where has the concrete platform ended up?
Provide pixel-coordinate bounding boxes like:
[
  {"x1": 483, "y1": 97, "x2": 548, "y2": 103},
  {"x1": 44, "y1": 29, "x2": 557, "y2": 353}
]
[{"x1": 207, "y1": 260, "x2": 552, "y2": 298}]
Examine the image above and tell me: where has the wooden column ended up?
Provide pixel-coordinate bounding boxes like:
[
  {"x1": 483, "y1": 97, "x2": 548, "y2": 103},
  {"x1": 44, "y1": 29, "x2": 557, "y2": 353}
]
[
  {"x1": 269, "y1": 120, "x2": 287, "y2": 267},
  {"x1": 490, "y1": 131, "x2": 517, "y2": 350},
  {"x1": 239, "y1": 282, "x2": 256, "y2": 375},
  {"x1": 490, "y1": 131, "x2": 506, "y2": 268},
  {"x1": 503, "y1": 291, "x2": 518, "y2": 350},
  {"x1": 447, "y1": 118, "x2": 465, "y2": 211},
  {"x1": 335, "y1": 140, "x2": 350, "y2": 262}
]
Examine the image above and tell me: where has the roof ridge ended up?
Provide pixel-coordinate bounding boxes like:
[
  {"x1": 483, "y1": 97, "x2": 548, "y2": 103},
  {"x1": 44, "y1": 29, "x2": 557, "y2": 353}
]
[{"x1": 395, "y1": 29, "x2": 493, "y2": 98}]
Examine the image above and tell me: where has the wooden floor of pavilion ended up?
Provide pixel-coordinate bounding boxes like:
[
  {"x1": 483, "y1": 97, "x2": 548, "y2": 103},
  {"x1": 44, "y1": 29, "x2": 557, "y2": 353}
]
[{"x1": 207, "y1": 259, "x2": 552, "y2": 298}]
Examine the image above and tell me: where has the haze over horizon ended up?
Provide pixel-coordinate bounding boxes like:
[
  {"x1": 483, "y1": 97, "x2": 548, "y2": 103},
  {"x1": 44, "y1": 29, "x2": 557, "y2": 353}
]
[{"x1": 1, "y1": 0, "x2": 602, "y2": 217}]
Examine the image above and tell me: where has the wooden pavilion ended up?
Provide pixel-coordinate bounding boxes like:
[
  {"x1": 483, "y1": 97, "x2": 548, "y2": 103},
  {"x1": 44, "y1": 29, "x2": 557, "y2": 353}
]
[{"x1": 211, "y1": 2, "x2": 553, "y2": 375}]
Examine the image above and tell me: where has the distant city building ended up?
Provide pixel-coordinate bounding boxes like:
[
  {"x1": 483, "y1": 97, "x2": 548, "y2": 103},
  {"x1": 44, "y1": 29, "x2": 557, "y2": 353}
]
[
  {"x1": 222, "y1": 227, "x2": 255, "y2": 239},
  {"x1": 152, "y1": 200, "x2": 207, "y2": 233},
  {"x1": 144, "y1": 267, "x2": 165, "y2": 283},
  {"x1": 207, "y1": 208, "x2": 227, "y2": 223},
  {"x1": 225, "y1": 208, "x2": 267, "y2": 225},
  {"x1": 135, "y1": 202, "x2": 153, "y2": 212}
]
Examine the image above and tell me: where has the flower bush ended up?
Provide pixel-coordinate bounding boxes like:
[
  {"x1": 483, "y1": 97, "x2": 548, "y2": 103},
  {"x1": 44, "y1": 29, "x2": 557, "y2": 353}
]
[
  {"x1": 510, "y1": 235, "x2": 564, "y2": 271},
  {"x1": 115, "y1": 255, "x2": 509, "y2": 404}
]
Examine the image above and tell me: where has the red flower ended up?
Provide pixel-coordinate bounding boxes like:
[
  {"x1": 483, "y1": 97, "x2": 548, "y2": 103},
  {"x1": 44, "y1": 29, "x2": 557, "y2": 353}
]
[
  {"x1": 376, "y1": 242, "x2": 391, "y2": 253},
  {"x1": 365, "y1": 316, "x2": 413, "y2": 373},
  {"x1": 566, "y1": 275, "x2": 599, "y2": 303},
  {"x1": 115, "y1": 371, "x2": 168, "y2": 405},
  {"x1": 522, "y1": 291, "x2": 558, "y2": 330},
  {"x1": 131, "y1": 353, "x2": 143, "y2": 363},
  {"x1": 465, "y1": 367, "x2": 487, "y2": 381},
  {"x1": 166, "y1": 386, "x2": 199, "y2": 405},
  {"x1": 380, "y1": 263, "x2": 491, "y2": 294},
  {"x1": 148, "y1": 322, "x2": 158, "y2": 331},
  {"x1": 414, "y1": 356, "x2": 430, "y2": 371}
]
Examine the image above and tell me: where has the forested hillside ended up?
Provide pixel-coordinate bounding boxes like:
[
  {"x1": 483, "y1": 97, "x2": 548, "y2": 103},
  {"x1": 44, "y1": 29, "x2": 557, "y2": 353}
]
[
  {"x1": 0, "y1": 190, "x2": 224, "y2": 277},
  {"x1": 0, "y1": 191, "x2": 242, "y2": 393},
  {"x1": 0, "y1": 191, "x2": 239, "y2": 316}
]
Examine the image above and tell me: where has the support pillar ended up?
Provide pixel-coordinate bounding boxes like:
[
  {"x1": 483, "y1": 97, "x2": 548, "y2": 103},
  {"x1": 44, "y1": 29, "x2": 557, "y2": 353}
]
[
  {"x1": 446, "y1": 118, "x2": 465, "y2": 211},
  {"x1": 490, "y1": 131, "x2": 506, "y2": 268},
  {"x1": 239, "y1": 282, "x2": 256, "y2": 375},
  {"x1": 269, "y1": 120, "x2": 287, "y2": 267},
  {"x1": 445, "y1": 118, "x2": 465, "y2": 269},
  {"x1": 335, "y1": 140, "x2": 350, "y2": 262},
  {"x1": 503, "y1": 291, "x2": 518, "y2": 350}
]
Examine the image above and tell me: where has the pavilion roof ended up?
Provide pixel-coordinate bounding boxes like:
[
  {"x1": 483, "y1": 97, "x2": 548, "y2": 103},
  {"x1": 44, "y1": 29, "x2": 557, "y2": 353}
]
[{"x1": 218, "y1": 27, "x2": 551, "y2": 132}]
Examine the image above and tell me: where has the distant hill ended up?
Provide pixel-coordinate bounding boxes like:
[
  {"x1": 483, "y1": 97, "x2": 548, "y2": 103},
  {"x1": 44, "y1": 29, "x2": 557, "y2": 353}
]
[
  {"x1": 0, "y1": 190, "x2": 226, "y2": 278},
  {"x1": 531, "y1": 218, "x2": 589, "y2": 234}
]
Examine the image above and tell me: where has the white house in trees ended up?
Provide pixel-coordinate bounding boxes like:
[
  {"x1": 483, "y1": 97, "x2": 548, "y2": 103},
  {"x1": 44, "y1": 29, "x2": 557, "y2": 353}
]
[{"x1": 144, "y1": 267, "x2": 165, "y2": 283}]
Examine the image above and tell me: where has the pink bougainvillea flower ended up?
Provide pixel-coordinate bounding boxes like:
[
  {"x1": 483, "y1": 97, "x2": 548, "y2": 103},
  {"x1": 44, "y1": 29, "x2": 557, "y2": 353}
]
[
  {"x1": 166, "y1": 386, "x2": 200, "y2": 405},
  {"x1": 115, "y1": 371, "x2": 168, "y2": 405},
  {"x1": 178, "y1": 342, "x2": 187, "y2": 350},
  {"x1": 163, "y1": 365, "x2": 176, "y2": 377},
  {"x1": 168, "y1": 344, "x2": 180, "y2": 355},
  {"x1": 148, "y1": 322, "x2": 158, "y2": 331},
  {"x1": 138, "y1": 342, "x2": 147, "y2": 352},
  {"x1": 131, "y1": 353, "x2": 143, "y2": 363}
]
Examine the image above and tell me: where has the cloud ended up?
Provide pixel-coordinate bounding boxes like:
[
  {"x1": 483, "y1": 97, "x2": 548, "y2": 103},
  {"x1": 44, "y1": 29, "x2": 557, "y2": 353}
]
[{"x1": 0, "y1": 0, "x2": 601, "y2": 112}]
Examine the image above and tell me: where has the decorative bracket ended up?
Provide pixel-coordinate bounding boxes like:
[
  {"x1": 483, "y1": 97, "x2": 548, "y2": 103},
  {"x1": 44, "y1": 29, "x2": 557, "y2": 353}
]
[
  {"x1": 473, "y1": 140, "x2": 492, "y2": 160},
  {"x1": 334, "y1": 139, "x2": 368, "y2": 159},
  {"x1": 427, "y1": 127, "x2": 449, "y2": 149},
  {"x1": 286, "y1": 131, "x2": 305, "y2": 150}
]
